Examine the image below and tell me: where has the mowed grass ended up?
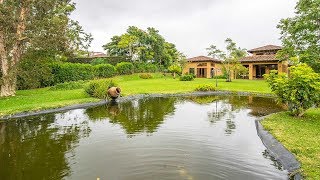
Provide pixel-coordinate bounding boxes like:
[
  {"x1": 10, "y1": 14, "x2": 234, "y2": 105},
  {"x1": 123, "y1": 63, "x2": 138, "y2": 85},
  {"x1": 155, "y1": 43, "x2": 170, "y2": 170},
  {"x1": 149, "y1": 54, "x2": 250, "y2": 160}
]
[
  {"x1": 0, "y1": 88, "x2": 98, "y2": 117},
  {"x1": 0, "y1": 73, "x2": 271, "y2": 116},
  {"x1": 114, "y1": 74, "x2": 271, "y2": 95},
  {"x1": 262, "y1": 108, "x2": 320, "y2": 179}
]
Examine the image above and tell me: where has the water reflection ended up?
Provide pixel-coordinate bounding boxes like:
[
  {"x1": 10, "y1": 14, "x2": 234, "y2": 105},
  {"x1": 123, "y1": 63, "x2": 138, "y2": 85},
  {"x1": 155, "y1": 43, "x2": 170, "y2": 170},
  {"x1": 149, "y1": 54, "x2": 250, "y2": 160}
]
[
  {"x1": 0, "y1": 111, "x2": 90, "y2": 180},
  {"x1": 0, "y1": 95, "x2": 287, "y2": 180},
  {"x1": 85, "y1": 97, "x2": 176, "y2": 136},
  {"x1": 185, "y1": 95, "x2": 281, "y2": 136}
]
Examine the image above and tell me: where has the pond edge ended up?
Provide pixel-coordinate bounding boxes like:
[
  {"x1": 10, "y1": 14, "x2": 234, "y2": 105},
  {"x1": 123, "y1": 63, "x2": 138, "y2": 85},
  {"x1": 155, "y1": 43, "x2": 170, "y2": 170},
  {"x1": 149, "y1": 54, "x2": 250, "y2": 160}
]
[
  {"x1": 1, "y1": 90, "x2": 302, "y2": 179},
  {"x1": 256, "y1": 116, "x2": 302, "y2": 180},
  {"x1": 1, "y1": 90, "x2": 274, "y2": 120}
]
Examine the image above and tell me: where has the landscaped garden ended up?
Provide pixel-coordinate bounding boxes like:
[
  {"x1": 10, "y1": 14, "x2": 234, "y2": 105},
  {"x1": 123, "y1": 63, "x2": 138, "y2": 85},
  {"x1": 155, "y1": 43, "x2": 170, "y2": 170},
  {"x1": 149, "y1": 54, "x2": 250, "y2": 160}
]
[
  {"x1": 1, "y1": 0, "x2": 320, "y2": 179},
  {"x1": 0, "y1": 73, "x2": 271, "y2": 116}
]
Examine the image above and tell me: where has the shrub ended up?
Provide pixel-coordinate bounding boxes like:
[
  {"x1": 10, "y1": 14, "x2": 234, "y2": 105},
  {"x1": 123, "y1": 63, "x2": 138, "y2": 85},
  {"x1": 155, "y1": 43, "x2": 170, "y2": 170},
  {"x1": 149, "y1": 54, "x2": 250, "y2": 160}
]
[
  {"x1": 179, "y1": 74, "x2": 194, "y2": 81},
  {"x1": 51, "y1": 62, "x2": 96, "y2": 84},
  {"x1": 195, "y1": 84, "x2": 216, "y2": 91},
  {"x1": 214, "y1": 75, "x2": 227, "y2": 79},
  {"x1": 133, "y1": 63, "x2": 158, "y2": 73},
  {"x1": 17, "y1": 55, "x2": 54, "y2": 90},
  {"x1": 50, "y1": 81, "x2": 86, "y2": 90},
  {"x1": 116, "y1": 62, "x2": 134, "y2": 75},
  {"x1": 85, "y1": 79, "x2": 117, "y2": 99},
  {"x1": 139, "y1": 73, "x2": 153, "y2": 79},
  {"x1": 265, "y1": 63, "x2": 320, "y2": 117},
  {"x1": 91, "y1": 58, "x2": 107, "y2": 65},
  {"x1": 94, "y1": 64, "x2": 116, "y2": 78}
]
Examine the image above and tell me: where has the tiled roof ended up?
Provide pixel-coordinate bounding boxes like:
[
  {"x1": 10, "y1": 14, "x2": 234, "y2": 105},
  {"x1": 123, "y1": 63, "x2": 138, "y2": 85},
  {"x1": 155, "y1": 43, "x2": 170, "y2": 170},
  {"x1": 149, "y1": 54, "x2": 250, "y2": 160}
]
[
  {"x1": 248, "y1": 45, "x2": 282, "y2": 53},
  {"x1": 89, "y1": 52, "x2": 107, "y2": 58},
  {"x1": 240, "y1": 54, "x2": 279, "y2": 62},
  {"x1": 187, "y1": 56, "x2": 221, "y2": 63}
]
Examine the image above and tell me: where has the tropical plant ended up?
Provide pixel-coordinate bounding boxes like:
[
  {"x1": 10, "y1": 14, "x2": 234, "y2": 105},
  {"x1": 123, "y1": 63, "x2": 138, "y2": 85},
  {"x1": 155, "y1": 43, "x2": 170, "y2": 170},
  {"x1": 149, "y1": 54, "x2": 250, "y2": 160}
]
[
  {"x1": 265, "y1": 63, "x2": 320, "y2": 117},
  {"x1": 277, "y1": 0, "x2": 320, "y2": 72},
  {"x1": 168, "y1": 63, "x2": 181, "y2": 79}
]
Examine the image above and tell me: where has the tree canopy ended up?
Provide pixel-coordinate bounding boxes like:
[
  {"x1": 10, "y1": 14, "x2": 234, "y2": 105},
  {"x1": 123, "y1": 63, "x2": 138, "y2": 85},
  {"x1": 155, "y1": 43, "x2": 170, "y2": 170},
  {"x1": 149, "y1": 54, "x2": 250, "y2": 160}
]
[
  {"x1": 277, "y1": 0, "x2": 320, "y2": 72},
  {"x1": 0, "y1": 0, "x2": 91, "y2": 96},
  {"x1": 207, "y1": 38, "x2": 247, "y2": 82},
  {"x1": 103, "y1": 26, "x2": 180, "y2": 68}
]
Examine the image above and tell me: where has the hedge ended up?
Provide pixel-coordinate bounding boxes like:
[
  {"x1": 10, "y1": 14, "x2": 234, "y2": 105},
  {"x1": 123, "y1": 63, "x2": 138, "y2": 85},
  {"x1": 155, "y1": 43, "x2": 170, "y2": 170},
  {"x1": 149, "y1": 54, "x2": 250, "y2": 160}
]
[
  {"x1": 68, "y1": 56, "x2": 131, "y2": 65},
  {"x1": 94, "y1": 64, "x2": 116, "y2": 78},
  {"x1": 133, "y1": 62, "x2": 159, "y2": 73},
  {"x1": 116, "y1": 62, "x2": 134, "y2": 75},
  {"x1": 51, "y1": 63, "x2": 96, "y2": 84}
]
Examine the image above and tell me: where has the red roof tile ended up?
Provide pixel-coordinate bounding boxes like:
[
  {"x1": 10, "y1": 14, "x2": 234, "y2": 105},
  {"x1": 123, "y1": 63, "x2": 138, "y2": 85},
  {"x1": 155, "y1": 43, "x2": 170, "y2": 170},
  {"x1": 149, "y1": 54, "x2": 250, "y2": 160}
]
[
  {"x1": 248, "y1": 45, "x2": 282, "y2": 53},
  {"x1": 187, "y1": 56, "x2": 221, "y2": 63},
  {"x1": 240, "y1": 54, "x2": 279, "y2": 62}
]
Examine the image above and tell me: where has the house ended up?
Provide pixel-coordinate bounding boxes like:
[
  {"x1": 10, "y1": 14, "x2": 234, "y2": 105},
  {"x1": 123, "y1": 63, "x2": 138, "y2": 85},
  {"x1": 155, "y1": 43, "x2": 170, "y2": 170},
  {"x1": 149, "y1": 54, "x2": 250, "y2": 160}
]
[
  {"x1": 240, "y1": 45, "x2": 289, "y2": 80},
  {"x1": 182, "y1": 56, "x2": 223, "y2": 78},
  {"x1": 89, "y1": 52, "x2": 108, "y2": 58}
]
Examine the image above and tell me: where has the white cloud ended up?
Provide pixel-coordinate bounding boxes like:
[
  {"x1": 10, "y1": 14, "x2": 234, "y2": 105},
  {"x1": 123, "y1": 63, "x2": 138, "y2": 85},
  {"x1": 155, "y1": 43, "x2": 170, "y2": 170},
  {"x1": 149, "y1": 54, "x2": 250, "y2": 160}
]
[{"x1": 71, "y1": 0, "x2": 297, "y2": 57}]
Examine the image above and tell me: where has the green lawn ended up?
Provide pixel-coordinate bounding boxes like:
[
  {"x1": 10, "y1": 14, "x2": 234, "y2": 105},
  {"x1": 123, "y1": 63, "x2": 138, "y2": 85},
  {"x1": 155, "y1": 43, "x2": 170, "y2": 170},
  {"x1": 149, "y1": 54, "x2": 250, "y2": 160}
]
[
  {"x1": 115, "y1": 74, "x2": 271, "y2": 95},
  {"x1": 262, "y1": 108, "x2": 320, "y2": 179},
  {"x1": 0, "y1": 88, "x2": 98, "y2": 117},
  {"x1": 0, "y1": 73, "x2": 271, "y2": 116}
]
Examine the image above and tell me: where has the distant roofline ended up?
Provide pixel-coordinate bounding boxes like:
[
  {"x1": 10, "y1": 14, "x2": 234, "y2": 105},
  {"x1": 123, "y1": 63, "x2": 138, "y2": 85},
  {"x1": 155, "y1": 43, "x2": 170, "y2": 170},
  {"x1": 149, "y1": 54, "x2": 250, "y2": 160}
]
[
  {"x1": 248, "y1": 45, "x2": 282, "y2": 53},
  {"x1": 187, "y1": 55, "x2": 222, "y2": 63}
]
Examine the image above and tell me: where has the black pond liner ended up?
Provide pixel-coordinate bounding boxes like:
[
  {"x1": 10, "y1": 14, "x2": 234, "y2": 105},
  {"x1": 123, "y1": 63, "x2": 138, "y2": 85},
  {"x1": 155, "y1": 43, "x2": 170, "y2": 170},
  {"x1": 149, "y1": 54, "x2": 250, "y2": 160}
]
[
  {"x1": 1, "y1": 91, "x2": 272, "y2": 120},
  {"x1": 0, "y1": 91, "x2": 302, "y2": 180},
  {"x1": 256, "y1": 117, "x2": 302, "y2": 180}
]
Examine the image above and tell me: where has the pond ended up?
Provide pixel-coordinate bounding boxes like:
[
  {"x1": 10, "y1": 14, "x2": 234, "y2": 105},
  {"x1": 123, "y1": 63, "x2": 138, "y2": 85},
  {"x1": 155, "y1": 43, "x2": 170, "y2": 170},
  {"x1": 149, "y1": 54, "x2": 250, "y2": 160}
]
[{"x1": 0, "y1": 95, "x2": 288, "y2": 180}]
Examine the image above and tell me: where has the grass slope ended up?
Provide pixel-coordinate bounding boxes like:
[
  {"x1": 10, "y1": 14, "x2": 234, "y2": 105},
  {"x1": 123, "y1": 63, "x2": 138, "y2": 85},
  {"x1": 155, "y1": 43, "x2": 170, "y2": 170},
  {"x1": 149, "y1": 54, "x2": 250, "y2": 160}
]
[
  {"x1": 0, "y1": 88, "x2": 98, "y2": 116},
  {"x1": 0, "y1": 73, "x2": 271, "y2": 116},
  {"x1": 262, "y1": 108, "x2": 320, "y2": 179}
]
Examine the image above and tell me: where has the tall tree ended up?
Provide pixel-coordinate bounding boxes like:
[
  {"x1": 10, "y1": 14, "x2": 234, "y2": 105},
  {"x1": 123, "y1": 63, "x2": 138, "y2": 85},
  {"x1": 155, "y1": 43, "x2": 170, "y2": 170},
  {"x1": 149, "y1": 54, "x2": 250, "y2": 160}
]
[
  {"x1": 102, "y1": 26, "x2": 180, "y2": 68},
  {"x1": 0, "y1": 0, "x2": 91, "y2": 97},
  {"x1": 207, "y1": 38, "x2": 247, "y2": 82},
  {"x1": 277, "y1": 0, "x2": 320, "y2": 72}
]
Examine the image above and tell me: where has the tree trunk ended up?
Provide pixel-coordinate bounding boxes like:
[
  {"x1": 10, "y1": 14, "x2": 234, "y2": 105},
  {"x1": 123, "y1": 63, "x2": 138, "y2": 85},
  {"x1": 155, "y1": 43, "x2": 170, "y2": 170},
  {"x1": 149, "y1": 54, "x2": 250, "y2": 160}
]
[
  {"x1": 0, "y1": 25, "x2": 12, "y2": 96},
  {"x1": 0, "y1": 0, "x2": 29, "y2": 97}
]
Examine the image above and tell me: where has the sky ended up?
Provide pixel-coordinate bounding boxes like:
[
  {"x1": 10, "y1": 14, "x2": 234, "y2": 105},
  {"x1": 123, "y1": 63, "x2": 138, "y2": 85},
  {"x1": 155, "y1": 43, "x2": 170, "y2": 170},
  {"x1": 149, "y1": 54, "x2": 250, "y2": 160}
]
[{"x1": 71, "y1": 0, "x2": 298, "y2": 58}]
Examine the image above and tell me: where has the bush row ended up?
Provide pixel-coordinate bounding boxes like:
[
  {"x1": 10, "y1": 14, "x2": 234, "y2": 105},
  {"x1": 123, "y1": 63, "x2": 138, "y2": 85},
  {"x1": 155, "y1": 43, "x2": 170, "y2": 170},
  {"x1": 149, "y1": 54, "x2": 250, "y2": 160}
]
[{"x1": 17, "y1": 60, "x2": 162, "y2": 90}]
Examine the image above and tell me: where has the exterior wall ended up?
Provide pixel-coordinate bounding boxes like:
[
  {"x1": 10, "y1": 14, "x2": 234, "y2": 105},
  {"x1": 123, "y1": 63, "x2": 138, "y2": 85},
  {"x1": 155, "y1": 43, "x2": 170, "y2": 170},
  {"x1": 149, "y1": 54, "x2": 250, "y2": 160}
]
[
  {"x1": 242, "y1": 60, "x2": 289, "y2": 80},
  {"x1": 182, "y1": 61, "x2": 223, "y2": 78}
]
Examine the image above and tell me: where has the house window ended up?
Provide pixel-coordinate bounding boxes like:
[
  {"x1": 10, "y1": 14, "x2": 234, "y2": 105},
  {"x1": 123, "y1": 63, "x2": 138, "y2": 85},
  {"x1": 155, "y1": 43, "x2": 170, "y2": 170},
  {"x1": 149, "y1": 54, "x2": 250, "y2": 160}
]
[{"x1": 189, "y1": 68, "x2": 195, "y2": 75}]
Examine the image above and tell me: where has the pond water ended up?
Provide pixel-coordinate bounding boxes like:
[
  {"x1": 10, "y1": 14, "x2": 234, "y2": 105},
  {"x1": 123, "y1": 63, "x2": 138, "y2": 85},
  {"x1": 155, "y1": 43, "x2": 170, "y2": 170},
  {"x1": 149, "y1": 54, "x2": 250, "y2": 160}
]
[{"x1": 0, "y1": 95, "x2": 288, "y2": 180}]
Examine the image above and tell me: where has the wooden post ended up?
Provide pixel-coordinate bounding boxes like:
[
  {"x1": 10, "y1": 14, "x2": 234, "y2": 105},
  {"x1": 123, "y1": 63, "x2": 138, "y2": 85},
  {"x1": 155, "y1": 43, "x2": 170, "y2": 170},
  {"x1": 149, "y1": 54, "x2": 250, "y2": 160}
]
[
  {"x1": 249, "y1": 64, "x2": 253, "y2": 80},
  {"x1": 206, "y1": 63, "x2": 211, "y2": 78},
  {"x1": 278, "y1": 63, "x2": 283, "y2": 73}
]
